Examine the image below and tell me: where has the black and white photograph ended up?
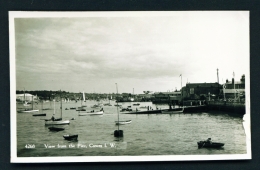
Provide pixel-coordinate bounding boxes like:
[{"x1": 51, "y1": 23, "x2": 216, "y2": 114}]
[{"x1": 10, "y1": 11, "x2": 250, "y2": 162}]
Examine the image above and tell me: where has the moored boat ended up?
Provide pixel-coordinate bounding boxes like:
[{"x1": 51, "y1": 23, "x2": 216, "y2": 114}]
[
  {"x1": 120, "y1": 108, "x2": 132, "y2": 112},
  {"x1": 18, "y1": 94, "x2": 39, "y2": 113},
  {"x1": 63, "y1": 134, "x2": 78, "y2": 140},
  {"x1": 81, "y1": 91, "x2": 87, "y2": 107},
  {"x1": 48, "y1": 127, "x2": 65, "y2": 131},
  {"x1": 76, "y1": 108, "x2": 86, "y2": 111},
  {"x1": 45, "y1": 120, "x2": 70, "y2": 125},
  {"x1": 33, "y1": 113, "x2": 46, "y2": 116},
  {"x1": 91, "y1": 104, "x2": 101, "y2": 108},
  {"x1": 45, "y1": 91, "x2": 70, "y2": 125},
  {"x1": 114, "y1": 83, "x2": 123, "y2": 137},
  {"x1": 197, "y1": 141, "x2": 225, "y2": 149},
  {"x1": 33, "y1": 100, "x2": 47, "y2": 116},
  {"x1": 115, "y1": 120, "x2": 132, "y2": 125},
  {"x1": 18, "y1": 109, "x2": 39, "y2": 113},
  {"x1": 133, "y1": 103, "x2": 140, "y2": 106},
  {"x1": 78, "y1": 111, "x2": 104, "y2": 116}
]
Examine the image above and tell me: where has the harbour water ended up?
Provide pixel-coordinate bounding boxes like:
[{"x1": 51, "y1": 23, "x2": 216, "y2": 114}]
[{"x1": 16, "y1": 100, "x2": 247, "y2": 157}]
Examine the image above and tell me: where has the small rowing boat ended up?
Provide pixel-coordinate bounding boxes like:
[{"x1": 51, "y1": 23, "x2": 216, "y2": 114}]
[
  {"x1": 78, "y1": 111, "x2": 104, "y2": 116},
  {"x1": 115, "y1": 120, "x2": 132, "y2": 125},
  {"x1": 18, "y1": 109, "x2": 39, "y2": 113},
  {"x1": 197, "y1": 141, "x2": 225, "y2": 149},
  {"x1": 63, "y1": 134, "x2": 78, "y2": 140},
  {"x1": 32, "y1": 113, "x2": 46, "y2": 116},
  {"x1": 48, "y1": 127, "x2": 65, "y2": 131},
  {"x1": 45, "y1": 120, "x2": 70, "y2": 125}
]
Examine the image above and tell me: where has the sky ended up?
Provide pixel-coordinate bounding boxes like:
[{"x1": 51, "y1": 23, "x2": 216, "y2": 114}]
[{"x1": 13, "y1": 11, "x2": 249, "y2": 94}]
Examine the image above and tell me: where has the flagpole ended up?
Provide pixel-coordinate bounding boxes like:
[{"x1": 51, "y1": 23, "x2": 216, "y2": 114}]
[
  {"x1": 223, "y1": 84, "x2": 226, "y2": 101},
  {"x1": 116, "y1": 83, "x2": 119, "y2": 132}
]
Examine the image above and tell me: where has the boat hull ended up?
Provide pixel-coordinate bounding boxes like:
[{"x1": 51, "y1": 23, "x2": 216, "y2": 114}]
[
  {"x1": 197, "y1": 141, "x2": 225, "y2": 148},
  {"x1": 114, "y1": 130, "x2": 123, "y2": 137},
  {"x1": 115, "y1": 120, "x2": 132, "y2": 125},
  {"x1": 42, "y1": 108, "x2": 51, "y2": 110},
  {"x1": 48, "y1": 127, "x2": 65, "y2": 131},
  {"x1": 78, "y1": 111, "x2": 104, "y2": 116},
  {"x1": 63, "y1": 134, "x2": 78, "y2": 140},
  {"x1": 45, "y1": 120, "x2": 70, "y2": 125},
  {"x1": 33, "y1": 113, "x2": 46, "y2": 116},
  {"x1": 18, "y1": 109, "x2": 39, "y2": 113}
]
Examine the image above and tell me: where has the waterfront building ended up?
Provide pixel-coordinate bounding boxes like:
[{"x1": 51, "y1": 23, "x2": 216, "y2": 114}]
[
  {"x1": 182, "y1": 83, "x2": 220, "y2": 100},
  {"x1": 138, "y1": 93, "x2": 154, "y2": 101},
  {"x1": 153, "y1": 91, "x2": 182, "y2": 104},
  {"x1": 16, "y1": 93, "x2": 38, "y2": 102},
  {"x1": 221, "y1": 74, "x2": 245, "y2": 101},
  {"x1": 120, "y1": 93, "x2": 132, "y2": 102}
]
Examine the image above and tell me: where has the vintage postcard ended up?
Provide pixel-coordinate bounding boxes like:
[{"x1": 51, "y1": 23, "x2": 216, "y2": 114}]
[{"x1": 10, "y1": 11, "x2": 251, "y2": 163}]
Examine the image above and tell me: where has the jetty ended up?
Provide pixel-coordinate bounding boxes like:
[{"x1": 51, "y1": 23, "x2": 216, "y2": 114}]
[
  {"x1": 124, "y1": 110, "x2": 161, "y2": 114},
  {"x1": 123, "y1": 103, "x2": 245, "y2": 115},
  {"x1": 124, "y1": 105, "x2": 207, "y2": 114}
]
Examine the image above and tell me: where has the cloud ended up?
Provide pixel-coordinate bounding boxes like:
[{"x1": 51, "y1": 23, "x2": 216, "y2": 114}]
[{"x1": 14, "y1": 12, "x2": 249, "y2": 93}]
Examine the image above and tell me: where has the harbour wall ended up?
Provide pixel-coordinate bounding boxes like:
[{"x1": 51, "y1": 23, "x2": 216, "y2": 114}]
[{"x1": 207, "y1": 101, "x2": 245, "y2": 115}]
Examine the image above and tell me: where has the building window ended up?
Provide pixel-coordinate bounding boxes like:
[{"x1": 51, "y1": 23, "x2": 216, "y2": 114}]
[{"x1": 190, "y1": 88, "x2": 194, "y2": 94}]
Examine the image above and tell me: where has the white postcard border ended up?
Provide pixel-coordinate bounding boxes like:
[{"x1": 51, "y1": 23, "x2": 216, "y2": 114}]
[{"x1": 9, "y1": 11, "x2": 251, "y2": 163}]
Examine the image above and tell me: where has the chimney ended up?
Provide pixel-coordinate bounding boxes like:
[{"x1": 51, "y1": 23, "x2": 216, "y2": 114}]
[
  {"x1": 232, "y1": 78, "x2": 234, "y2": 85},
  {"x1": 241, "y1": 74, "x2": 245, "y2": 83},
  {"x1": 226, "y1": 79, "x2": 228, "y2": 83}
]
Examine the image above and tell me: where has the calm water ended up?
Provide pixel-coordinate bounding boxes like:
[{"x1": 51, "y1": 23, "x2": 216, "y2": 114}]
[{"x1": 16, "y1": 100, "x2": 247, "y2": 157}]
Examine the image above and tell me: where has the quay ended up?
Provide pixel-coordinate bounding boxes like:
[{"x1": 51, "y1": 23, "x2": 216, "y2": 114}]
[
  {"x1": 124, "y1": 106, "x2": 207, "y2": 114},
  {"x1": 123, "y1": 103, "x2": 245, "y2": 115},
  {"x1": 124, "y1": 110, "x2": 161, "y2": 114},
  {"x1": 207, "y1": 101, "x2": 245, "y2": 115}
]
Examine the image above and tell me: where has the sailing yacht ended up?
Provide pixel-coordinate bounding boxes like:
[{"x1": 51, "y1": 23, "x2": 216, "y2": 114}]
[
  {"x1": 114, "y1": 83, "x2": 127, "y2": 137},
  {"x1": 45, "y1": 91, "x2": 70, "y2": 125},
  {"x1": 82, "y1": 91, "x2": 87, "y2": 107},
  {"x1": 33, "y1": 100, "x2": 46, "y2": 116},
  {"x1": 18, "y1": 95, "x2": 39, "y2": 113}
]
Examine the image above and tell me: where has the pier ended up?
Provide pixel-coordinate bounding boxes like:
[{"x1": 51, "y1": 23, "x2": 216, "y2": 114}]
[
  {"x1": 124, "y1": 106, "x2": 207, "y2": 114},
  {"x1": 123, "y1": 103, "x2": 245, "y2": 115}
]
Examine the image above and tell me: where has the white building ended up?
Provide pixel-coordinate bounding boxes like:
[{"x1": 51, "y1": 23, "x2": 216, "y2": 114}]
[{"x1": 16, "y1": 93, "x2": 38, "y2": 102}]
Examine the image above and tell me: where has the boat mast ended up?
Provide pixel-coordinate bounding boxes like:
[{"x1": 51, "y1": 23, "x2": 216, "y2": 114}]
[
  {"x1": 60, "y1": 90, "x2": 62, "y2": 119},
  {"x1": 180, "y1": 74, "x2": 183, "y2": 107},
  {"x1": 81, "y1": 92, "x2": 83, "y2": 106},
  {"x1": 116, "y1": 83, "x2": 119, "y2": 132},
  {"x1": 54, "y1": 99, "x2": 55, "y2": 115},
  {"x1": 23, "y1": 88, "x2": 25, "y2": 104},
  {"x1": 32, "y1": 95, "x2": 33, "y2": 110}
]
